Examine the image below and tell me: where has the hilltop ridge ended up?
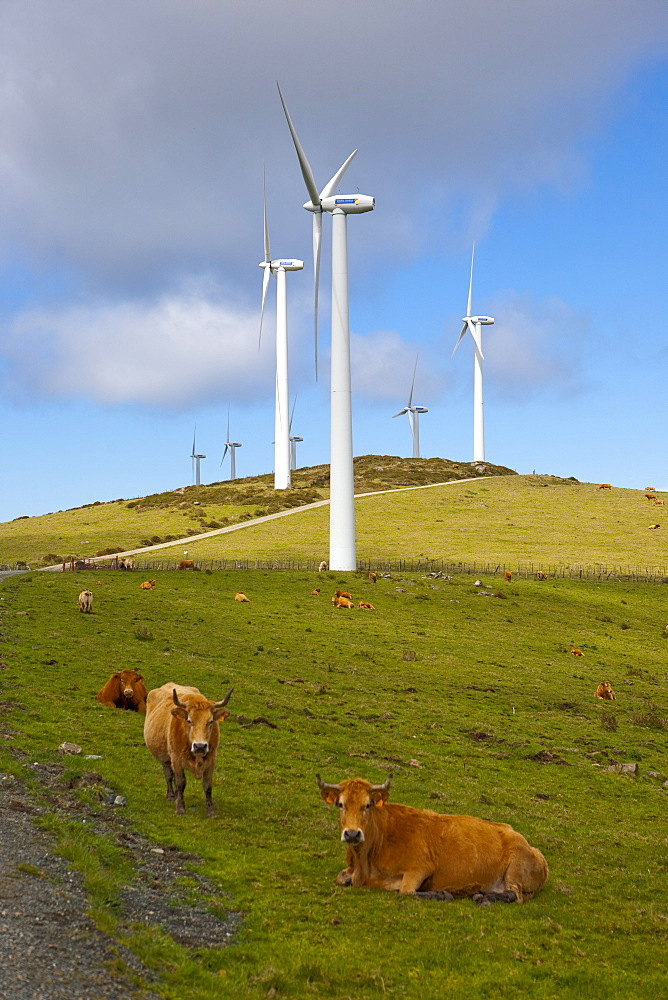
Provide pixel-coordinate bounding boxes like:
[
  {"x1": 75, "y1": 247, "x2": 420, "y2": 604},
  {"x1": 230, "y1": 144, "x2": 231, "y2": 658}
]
[{"x1": 1, "y1": 456, "x2": 516, "y2": 567}]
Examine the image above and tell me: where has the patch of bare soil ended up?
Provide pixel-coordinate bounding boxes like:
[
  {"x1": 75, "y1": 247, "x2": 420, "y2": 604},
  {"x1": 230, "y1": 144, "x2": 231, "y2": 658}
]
[{"x1": 0, "y1": 761, "x2": 240, "y2": 999}]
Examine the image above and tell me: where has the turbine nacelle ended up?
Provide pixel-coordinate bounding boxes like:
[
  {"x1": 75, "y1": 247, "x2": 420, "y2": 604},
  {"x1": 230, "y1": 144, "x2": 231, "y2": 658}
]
[
  {"x1": 306, "y1": 195, "x2": 375, "y2": 215},
  {"x1": 259, "y1": 258, "x2": 304, "y2": 271},
  {"x1": 463, "y1": 315, "x2": 495, "y2": 325}
]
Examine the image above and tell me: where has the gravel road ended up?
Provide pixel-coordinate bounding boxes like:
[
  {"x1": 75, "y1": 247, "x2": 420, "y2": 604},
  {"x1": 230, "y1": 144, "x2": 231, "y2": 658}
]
[{"x1": 0, "y1": 762, "x2": 239, "y2": 999}]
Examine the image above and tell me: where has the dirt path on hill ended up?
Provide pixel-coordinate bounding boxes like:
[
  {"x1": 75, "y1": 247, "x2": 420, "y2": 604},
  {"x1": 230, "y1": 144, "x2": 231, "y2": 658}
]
[{"x1": 0, "y1": 760, "x2": 239, "y2": 999}]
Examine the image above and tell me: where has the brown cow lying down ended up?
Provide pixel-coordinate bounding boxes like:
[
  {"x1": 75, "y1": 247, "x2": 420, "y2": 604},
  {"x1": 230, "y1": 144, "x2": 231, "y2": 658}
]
[
  {"x1": 96, "y1": 669, "x2": 148, "y2": 713},
  {"x1": 317, "y1": 775, "x2": 548, "y2": 905},
  {"x1": 358, "y1": 601, "x2": 376, "y2": 610},
  {"x1": 333, "y1": 596, "x2": 354, "y2": 609},
  {"x1": 140, "y1": 580, "x2": 155, "y2": 590},
  {"x1": 595, "y1": 680, "x2": 616, "y2": 701},
  {"x1": 234, "y1": 592, "x2": 251, "y2": 602},
  {"x1": 144, "y1": 683, "x2": 233, "y2": 816},
  {"x1": 78, "y1": 590, "x2": 93, "y2": 613}
]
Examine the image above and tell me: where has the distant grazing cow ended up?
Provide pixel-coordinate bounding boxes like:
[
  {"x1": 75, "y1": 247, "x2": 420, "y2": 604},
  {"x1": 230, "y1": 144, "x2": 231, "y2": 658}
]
[
  {"x1": 96, "y1": 669, "x2": 148, "y2": 713},
  {"x1": 140, "y1": 580, "x2": 155, "y2": 590},
  {"x1": 144, "y1": 683, "x2": 233, "y2": 816},
  {"x1": 310, "y1": 588, "x2": 321, "y2": 596},
  {"x1": 594, "y1": 681, "x2": 616, "y2": 701},
  {"x1": 318, "y1": 561, "x2": 328, "y2": 572},
  {"x1": 334, "y1": 590, "x2": 352, "y2": 600},
  {"x1": 333, "y1": 596, "x2": 354, "y2": 609},
  {"x1": 178, "y1": 560, "x2": 195, "y2": 570},
  {"x1": 570, "y1": 647, "x2": 585, "y2": 657},
  {"x1": 536, "y1": 571, "x2": 547, "y2": 580},
  {"x1": 648, "y1": 524, "x2": 661, "y2": 530},
  {"x1": 234, "y1": 592, "x2": 251, "y2": 602},
  {"x1": 598, "y1": 484, "x2": 612, "y2": 490},
  {"x1": 654, "y1": 499, "x2": 664, "y2": 506},
  {"x1": 369, "y1": 572, "x2": 378, "y2": 584},
  {"x1": 645, "y1": 495, "x2": 656, "y2": 501},
  {"x1": 78, "y1": 590, "x2": 93, "y2": 613},
  {"x1": 503, "y1": 572, "x2": 512, "y2": 582},
  {"x1": 316, "y1": 774, "x2": 548, "y2": 905},
  {"x1": 359, "y1": 601, "x2": 376, "y2": 610},
  {"x1": 119, "y1": 557, "x2": 135, "y2": 570},
  {"x1": 645, "y1": 487, "x2": 656, "y2": 492}
]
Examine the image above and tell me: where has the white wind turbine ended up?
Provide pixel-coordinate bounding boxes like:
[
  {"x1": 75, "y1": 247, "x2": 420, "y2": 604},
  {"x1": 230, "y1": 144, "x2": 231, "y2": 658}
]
[
  {"x1": 392, "y1": 357, "x2": 429, "y2": 459},
  {"x1": 190, "y1": 427, "x2": 206, "y2": 486},
  {"x1": 278, "y1": 83, "x2": 375, "y2": 571},
  {"x1": 259, "y1": 172, "x2": 303, "y2": 490},
  {"x1": 452, "y1": 245, "x2": 495, "y2": 462},
  {"x1": 221, "y1": 411, "x2": 242, "y2": 481}
]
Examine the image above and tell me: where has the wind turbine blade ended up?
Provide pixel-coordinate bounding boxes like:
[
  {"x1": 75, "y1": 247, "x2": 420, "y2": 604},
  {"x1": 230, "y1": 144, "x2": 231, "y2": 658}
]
[
  {"x1": 277, "y1": 82, "x2": 321, "y2": 208},
  {"x1": 467, "y1": 243, "x2": 475, "y2": 317},
  {"x1": 289, "y1": 395, "x2": 297, "y2": 432},
  {"x1": 220, "y1": 443, "x2": 229, "y2": 466},
  {"x1": 263, "y1": 168, "x2": 271, "y2": 263},
  {"x1": 259, "y1": 265, "x2": 271, "y2": 349},
  {"x1": 407, "y1": 356, "x2": 418, "y2": 407},
  {"x1": 191, "y1": 426, "x2": 197, "y2": 457},
  {"x1": 319, "y1": 150, "x2": 358, "y2": 200},
  {"x1": 392, "y1": 407, "x2": 408, "y2": 418},
  {"x1": 312, "y1": 212, "x2": 322, "y2": 379},
  {"x1": 407, "y1": 408, "x2": 415, "y2": 441},
  {"x1": 451, "y1": 324, "x2": 468, "y2": 357}
]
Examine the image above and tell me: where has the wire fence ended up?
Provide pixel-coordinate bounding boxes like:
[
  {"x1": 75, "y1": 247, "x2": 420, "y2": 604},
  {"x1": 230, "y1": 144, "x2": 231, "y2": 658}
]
[{"x1": 41, "y1": 556, "x2": 668, "y2": 583}]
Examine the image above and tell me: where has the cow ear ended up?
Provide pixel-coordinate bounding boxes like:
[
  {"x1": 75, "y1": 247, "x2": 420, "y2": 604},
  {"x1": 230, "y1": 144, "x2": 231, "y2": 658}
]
[
  {"x1": 324, "y1": 792, "x2": 338, "y2": 805},
  {"x1": 213, "y1": 707, "x2": 231, "y2": 722},
  {"x1": 371, "y1": 789, "x2": 390, "y2": 807},
  {"x1": 171, "y1": 706, "x2": 188, "y2": 721}
]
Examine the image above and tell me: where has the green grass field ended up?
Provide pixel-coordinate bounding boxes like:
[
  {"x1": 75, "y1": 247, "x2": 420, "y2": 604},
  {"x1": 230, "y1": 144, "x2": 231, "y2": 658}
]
[{"x1": 1, "y1": 565, "x2": 667, "y2": 999}]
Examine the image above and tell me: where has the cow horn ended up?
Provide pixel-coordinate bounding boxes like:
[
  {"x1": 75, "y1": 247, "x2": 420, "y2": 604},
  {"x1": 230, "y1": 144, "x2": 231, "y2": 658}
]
[
  {"x1": 214, "y1": 687, "x2": 234, "y2": 709},
  {"x1": 172, "y1": 689, "x2": 187, "y2": 709},
  {"x1": 316, "y1": 773, "x2": 341, "y2": 795},
  {"x1": 369, "y1": 774, "x2": 393, "y2": 794}
]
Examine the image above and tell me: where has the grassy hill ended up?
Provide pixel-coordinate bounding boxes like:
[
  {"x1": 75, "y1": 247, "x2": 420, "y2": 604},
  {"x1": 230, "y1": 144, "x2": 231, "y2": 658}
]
[
  {"x1": 0, "y1": 455, "x2": 514, "y2": 568},
  {"x1": 2, "y1": 458, "x2": 667, "y2": 574}
]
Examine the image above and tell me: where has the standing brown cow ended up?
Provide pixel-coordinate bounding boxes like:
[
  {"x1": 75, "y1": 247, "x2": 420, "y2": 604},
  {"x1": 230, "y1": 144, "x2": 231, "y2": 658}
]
[
  {"x1": 144, "y1": 683, "x2": 233, "y2": 816},
  {"x1": 78, "y1": 590, "x2": 93, "y2": 613},
  {"x1": 317, "y1": 774, "x2": 548, "y2": 905},
  {"x1": 96, "y1": 669, "x2": 148, "y2": 713}
]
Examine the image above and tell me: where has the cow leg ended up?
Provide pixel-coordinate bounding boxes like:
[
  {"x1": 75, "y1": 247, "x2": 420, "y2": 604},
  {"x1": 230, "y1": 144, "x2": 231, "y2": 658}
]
[
  {"x1": 336, "y1": 868, "x2": 354, "y2": 886},
  {"x1": 161, "y1": 761, "x2": 176, "y2": 800},
  {"x1": 472, "y1": 890, "x2": 518, "y2": 906},
  {"x1": 202, "y1": 773, "x2": 215, "y2": 818},
  {"x1": 173, "y1": 770, "x2": 187, "y2": 815}
]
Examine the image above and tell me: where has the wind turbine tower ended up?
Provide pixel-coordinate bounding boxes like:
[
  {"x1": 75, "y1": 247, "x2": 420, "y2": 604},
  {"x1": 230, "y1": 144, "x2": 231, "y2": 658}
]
[
  {"x1": 452, "y1": 245, "x2": 494, "y2": 462},
  {"x1": 289, "y1": 434, "x2": 303, "y2": 471},
  {"x1": 221, "y1": 413, "x2": 242, "y2": 481},
  {"x1": 190, "y1": 428, "x2": 206, "y2": 486},
  {"x1": 392, "y1": 357, "x2": 429, "y2": 459},
  {"x1": 278, "y1": 84, "x2": 375, "y2": 571},
  {"x1": 259, "y1": 173, "x2": 303, "y2": 490}
]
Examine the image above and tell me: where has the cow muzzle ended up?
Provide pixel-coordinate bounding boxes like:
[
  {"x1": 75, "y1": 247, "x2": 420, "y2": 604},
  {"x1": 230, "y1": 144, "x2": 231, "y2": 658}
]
[
  {"x1": 342, "y1": 828, "x2": 364, "y2": 845},
  {"x1": 123, "y1": 689, "x2": 134, "y2": 699},
  {"x1": 191, "y1": 741, "x2": 209, "y2": 756}
]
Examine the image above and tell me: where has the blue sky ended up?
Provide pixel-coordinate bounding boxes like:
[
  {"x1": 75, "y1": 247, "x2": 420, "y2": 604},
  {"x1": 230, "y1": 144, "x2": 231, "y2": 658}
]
[{"x1": 1, "y1": 0, "x2": 668, "y2": 521}]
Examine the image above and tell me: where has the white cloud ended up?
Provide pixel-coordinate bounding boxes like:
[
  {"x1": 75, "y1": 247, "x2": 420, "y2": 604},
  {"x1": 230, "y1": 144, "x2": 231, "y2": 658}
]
[
  {"x1": 351, "y1": 330, "x2": 448, "y2": 404},
  {"x1": 0, "y1": 0, "x2": 666, "y2": 291},
  {"x1": 0, "y1": 288, "x2": 274, "y2": 407}
]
